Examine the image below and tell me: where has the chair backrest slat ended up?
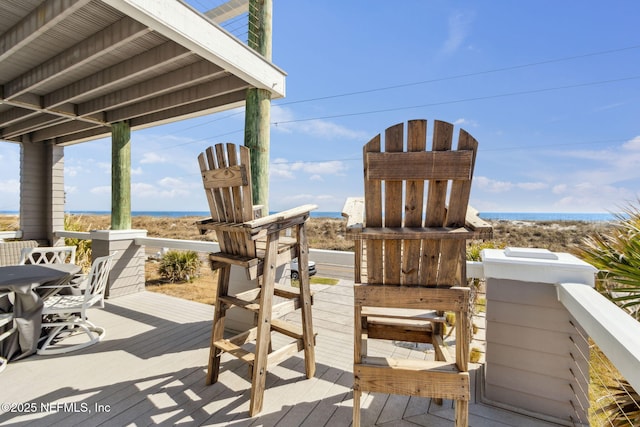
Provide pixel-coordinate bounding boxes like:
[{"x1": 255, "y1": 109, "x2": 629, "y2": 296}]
[
  {"x1": 364, "y1": 134, "x2": 383, "y2": 284},
  {"x1": 402, "y1": 120, "x2": 427, "y2": 284},
  {"x1": 382, "y1": 123, "x2": 403, "y2": 284}
]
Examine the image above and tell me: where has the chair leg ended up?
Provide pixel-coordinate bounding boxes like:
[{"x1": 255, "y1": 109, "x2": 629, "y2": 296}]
[
  {"x1": 455, "y1": 399, "x2": 469, "y2": 427},
  {"x1": 37, "y1": 321, "x2": 105, "y2": 355},
  {"x1": 433, "y1": 316, "x2": 445, "y2": 406},
  {"x1": 353, "y1": 301, "x2": 363, "y2": 426},
  {"x1": 249, "y1": 234, "x2": 279, "y2": 417},
  {"x1": 207, "y1": 265, "x2": 230, "y2": 385},
  {"x1": 353, "y1": 388, "x2": 362, "y2": 427},
  {"x1": 296, "y1": 223, "x2": 316, "y2": 378}
]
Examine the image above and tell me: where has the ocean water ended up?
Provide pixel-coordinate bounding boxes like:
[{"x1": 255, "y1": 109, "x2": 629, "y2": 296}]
[
  {"x1": 478, "y1": 212, "x2": 621, "y2": 222},
  {"x1": 0, "y1": 210, "x2": 622, "y2": 221}
]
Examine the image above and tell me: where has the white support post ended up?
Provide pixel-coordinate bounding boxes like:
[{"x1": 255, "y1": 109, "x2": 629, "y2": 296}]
[{"x1": 481, "y1": 248, "x2": 597, "y2": 426}]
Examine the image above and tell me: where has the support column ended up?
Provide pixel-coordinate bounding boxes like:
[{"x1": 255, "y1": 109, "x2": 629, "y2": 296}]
[
  {"x1": 111, "y1": 121, "x2": 131, "y2": 230},
  {"x1": 20, "y1": 139, "x2": 65, "y2": 244},
  {"x1": 481, "y1": 248, "x2": 597, "y2": 426},
  {"x1": 91, "y1": 229, "x2": 147, "y2": 298},
  {"x1": 244, "y1": 0, "x2": 272, "y2": 210}
]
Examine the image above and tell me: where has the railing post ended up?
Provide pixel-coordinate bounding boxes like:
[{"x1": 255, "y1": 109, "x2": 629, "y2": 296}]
[
  {"x1": 481, "y1": 248, "x2": 597, "y2": 426},
  {"x1": 91, "y1": 229, "x2": 147, "y2": 298}
]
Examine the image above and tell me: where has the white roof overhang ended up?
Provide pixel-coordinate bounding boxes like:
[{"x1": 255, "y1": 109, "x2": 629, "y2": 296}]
[{"x1": 0, "y1": 0, "x2": 285, "y2": 146}]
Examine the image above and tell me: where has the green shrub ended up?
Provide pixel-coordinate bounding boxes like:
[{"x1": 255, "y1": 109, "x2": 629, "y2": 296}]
[
  {"x1": 158, "y1": 250, "x2": 201, "y2": 283},
  {"x1": 64, "y1": 214, "x2": 92, "y2": 272}
]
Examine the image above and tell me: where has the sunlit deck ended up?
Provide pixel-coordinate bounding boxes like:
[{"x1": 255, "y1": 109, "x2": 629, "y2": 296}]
[{"x1": 0, "y1": 280, "x2": 560, "y2": 426}]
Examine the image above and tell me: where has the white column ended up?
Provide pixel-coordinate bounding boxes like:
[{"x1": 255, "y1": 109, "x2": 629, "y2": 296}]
[
  {"x1": 481, "y1": 248, "x2": 597, "y2": 426},
  {"x1": 91, "y1": 229, "x2": 147, "y2": 298}
]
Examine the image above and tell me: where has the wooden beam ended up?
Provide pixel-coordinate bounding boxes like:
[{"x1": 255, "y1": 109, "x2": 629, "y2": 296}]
[
  {"x1": 0, "y1": 0, "x2": 91, "y2": 62},
  {"x1": 52, "y1": 92, "x2": 247, "y2": 145},
  {"x1": 106, "y1": 75, "x2": 249, "y2": 123},
  {"x1": 1, "y1": 102, "x2": 107, "y2": 138},
  {"x1": 0, "y1": 107, "x2": 40, "y2": 129},
  {"x1": 31, "y1": 119, "x2": 104, "y2": 143},
  {"x1": 128, "y1": 91, "x2": 246, "y2": 129},
  {"x1": 3, "y1": 16, "x2": 150, "y2": 99},
  {"x1": 102, "y1": 0, "x2": 285, "y2": 98},
  {"x1": 78, "y1": 61, "x2": 226, "y2": 116},
  {"x1": 2, "y1": 115, "x2": 67, "y2": 139},
  {"x1": 48, "y1": 125, "x2": 112, "y2": 146},
  {"x1": 43, "y1": 41, "x2": 192, "y2": 109}
]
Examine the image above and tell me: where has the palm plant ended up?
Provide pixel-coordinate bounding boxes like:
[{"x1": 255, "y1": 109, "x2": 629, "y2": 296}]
[
  {"x1": 577, "y1": 204, "x2": 640, "y2": 320},
  {"x1": 576, "y1": 203, "x2": 640, "y2": 424},
  {"x1": 158, "y1": 250, "x2": 201, "y2": 283},
  {"x1": 597, "y1": 380, "x2": 640, "y2": 426}
]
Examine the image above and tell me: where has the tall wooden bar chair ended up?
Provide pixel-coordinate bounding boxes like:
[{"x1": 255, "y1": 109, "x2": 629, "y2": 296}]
[
  {"x1": 343, "y1": 120, "x2": 492, "y2": 427},
  {"x1": 197, "y1": 143, "x2": 317, "y2": 416}
]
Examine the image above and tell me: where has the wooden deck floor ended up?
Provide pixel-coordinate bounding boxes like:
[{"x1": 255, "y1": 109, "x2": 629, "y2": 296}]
[{"x1": 0, "y1": 280, "x2": 561, "y2": 426}]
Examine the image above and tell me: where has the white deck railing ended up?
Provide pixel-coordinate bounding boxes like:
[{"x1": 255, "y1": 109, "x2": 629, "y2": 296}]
[
  {"x1": 558, "y1": 282, "x2": 640, "y2": 393},
  {"x1": 0, "y1": 230, "x2": 22, "y2": 241}
]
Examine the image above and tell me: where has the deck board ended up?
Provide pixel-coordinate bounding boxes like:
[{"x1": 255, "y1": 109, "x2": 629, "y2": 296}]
[{"x1": 0, "y1": 281, "x2": 560, "y2": 426}]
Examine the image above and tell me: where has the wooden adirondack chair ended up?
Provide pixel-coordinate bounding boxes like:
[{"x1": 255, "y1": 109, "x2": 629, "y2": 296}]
[
  {"x1": 343, "y1": 120, "x2": 492, "y2": 427},
  {"x1": 196, "y1": 143, "x2": 317, "y2": 416}
]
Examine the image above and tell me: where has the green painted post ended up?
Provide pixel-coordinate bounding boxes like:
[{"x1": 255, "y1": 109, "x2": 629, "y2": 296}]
[
  {"x1": 111, "y1": 121, "x2": 131, "y2": 230},
  {"x1": 245, "y1": 0, "x2": 272, "y2": 211}
]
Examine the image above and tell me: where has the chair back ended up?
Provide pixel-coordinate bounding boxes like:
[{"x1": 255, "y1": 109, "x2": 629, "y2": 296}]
[
  {"x1": 19, "y1": 246, "x2": 76, "y2": 265},
  {"x1": 83, "y1": 252, "x2": 116, "y2": 308},
  {"x1": 363, "y1": 119, "x2": 477, "y2": 287},
  {"x1": 198, "y1": 143, "x2": 256, "y2": 258}
]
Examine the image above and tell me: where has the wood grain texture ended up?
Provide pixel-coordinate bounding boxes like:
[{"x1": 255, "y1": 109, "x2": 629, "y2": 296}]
[
  {"x1": 349, "y1": 120, "x2": 486, "y2": 427},
  {"x1": 196, "y1": 143, "x2": 317, "y2": 416}
]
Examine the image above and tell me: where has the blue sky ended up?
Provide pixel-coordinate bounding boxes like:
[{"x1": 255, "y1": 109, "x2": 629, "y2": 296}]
[{"x1": 1, "y1": 1, "x2": 640, "y2": 214}]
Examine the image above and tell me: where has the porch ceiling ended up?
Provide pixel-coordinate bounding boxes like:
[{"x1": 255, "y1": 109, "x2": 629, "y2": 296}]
[{"x1": 0, "y1": 0, "x2": 285, "y2": 146}]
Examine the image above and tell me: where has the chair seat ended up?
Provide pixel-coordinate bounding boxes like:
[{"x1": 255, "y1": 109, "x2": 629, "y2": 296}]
[
  {"x1": 209, "y1": 237, "x2": 298, "y2": 280},
  {"x1": 43, "y1": 294, "x2": 101, "y2": 313},
  {"x1": 37, "y1": 253, "x2": 115, "y2": 355}
]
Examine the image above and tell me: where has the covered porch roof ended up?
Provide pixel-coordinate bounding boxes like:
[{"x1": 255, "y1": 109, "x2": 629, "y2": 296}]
[{"x1": 0, "y1": 0, "x2": 285, "y2": 146}]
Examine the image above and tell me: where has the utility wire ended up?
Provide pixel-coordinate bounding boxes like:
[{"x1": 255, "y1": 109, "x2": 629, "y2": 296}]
[
  {"x1": 273, "y1": 44, "x2": 640, "y2": 107},
  {"x1": 166, "y1": 43, "x2": 640, "y2": 135},
  {"x1": 272, "y1": 75, "x2": 640, "y2": 126},
  {"x1": 152, "y1": 74, "x2": 639, "y2": 153}
]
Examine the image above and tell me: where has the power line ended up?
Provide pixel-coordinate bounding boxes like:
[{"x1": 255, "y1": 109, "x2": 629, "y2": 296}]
[
  {"x1": 272, "y1": 75, "x2": 640, "y2": 126},
  {"x1": 273, "y1": 44, "x2": 640, "y2": 107},
  {"x1": 154, "y1": 75, "x2": 638, "y2": 153},
  {"x1": 167, "y1": 43, "x2": 640, "y2": 135},
  {"x1": 261, "y1": 137, "x2": 635, "y2": 165}
]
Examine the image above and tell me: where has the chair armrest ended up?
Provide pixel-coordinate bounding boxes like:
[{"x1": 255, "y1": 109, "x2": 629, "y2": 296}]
[
  {"x1": 342, "y1": 197, "x2": 364, "y2": 237},
  {"x1": 465, "y1": 206, "x2": 493, "y2": 239},
  {"x1": 246, "y1": 204, "x2": 318, "y2": 233}
]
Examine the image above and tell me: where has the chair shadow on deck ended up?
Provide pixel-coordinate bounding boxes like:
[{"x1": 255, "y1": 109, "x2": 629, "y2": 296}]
[
  {"x1": 26, "y1": 301, "x2": 214, "y2": 360},
  {"x1": 0, "y1": 355, "x2": 488, "y2": 426},
  {"x1": 0, "y1": 359, "x2": 354, "y2": 426}
]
